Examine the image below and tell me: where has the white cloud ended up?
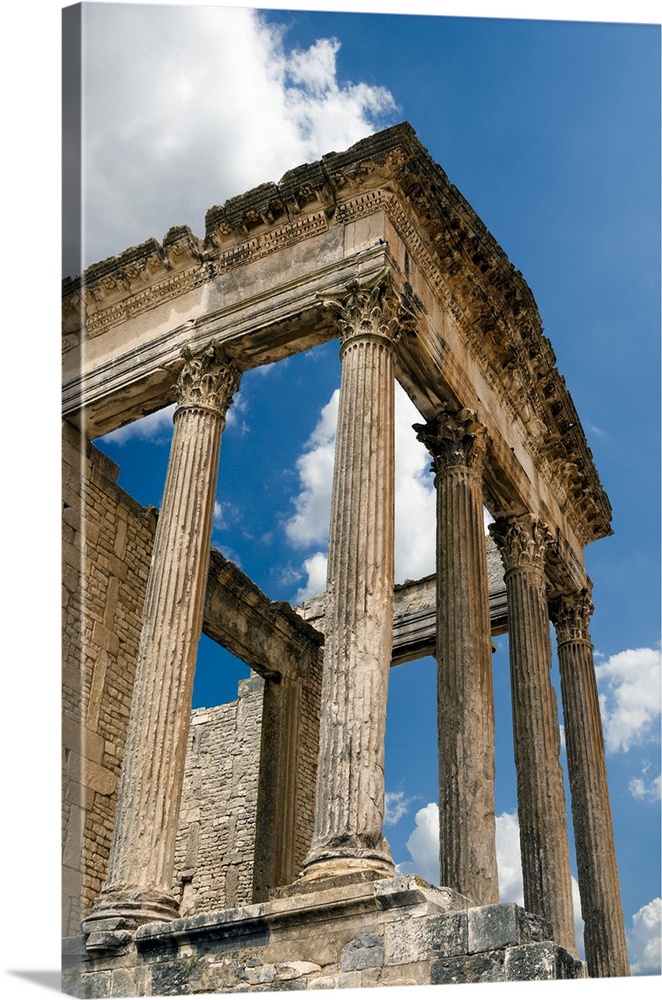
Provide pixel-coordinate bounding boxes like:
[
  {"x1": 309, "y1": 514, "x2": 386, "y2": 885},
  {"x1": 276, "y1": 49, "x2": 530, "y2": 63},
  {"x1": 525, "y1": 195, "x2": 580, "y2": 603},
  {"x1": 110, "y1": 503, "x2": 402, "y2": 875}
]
[
  {"x1": 384, "y1": 790, "x2": 417, "y2": 826},
  {"x1": 398, "y1": 802, "x2": 440, "y2": 885},
  {"x1": 595, "y1": 646, "x2": 661, "y2": 753},
  {"x1": 98, "y1": 404, "x2": 176, "y2": 446},
  {"x1": 285, "y1": 391, "x2": 339, "y2": 549},
  {"x1": 495, "y1": 810, "x2": 523, "y2": 905},
  {"x1": 394, "y1": 387, "x2": 436, "y2": 582},
  {"x1": 628, "y1": 771, "x2": 661, "y2": 802},
  {"x1": 628, "y1": 898, "x2": 662, "y2": 976},
  {"x1": 80, "y1": 5, "x2": 396, "y2": 270},
  {"x1": 293, "y1": 551, "x2": 328, "y2": 605}
]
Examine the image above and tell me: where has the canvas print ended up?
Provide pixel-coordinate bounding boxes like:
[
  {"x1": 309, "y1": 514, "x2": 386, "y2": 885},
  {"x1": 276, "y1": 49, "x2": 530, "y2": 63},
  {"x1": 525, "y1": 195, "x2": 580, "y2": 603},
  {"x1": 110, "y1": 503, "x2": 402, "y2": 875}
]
[{"x1": 61, "y1": 3, "x2": 661, "y2": 996}]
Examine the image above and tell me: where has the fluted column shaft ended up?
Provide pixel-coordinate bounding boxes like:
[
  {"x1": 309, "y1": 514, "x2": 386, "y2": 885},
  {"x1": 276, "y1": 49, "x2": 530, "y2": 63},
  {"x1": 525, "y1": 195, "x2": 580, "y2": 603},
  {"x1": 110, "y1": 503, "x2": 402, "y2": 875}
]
[
  {"x1": 304, "y1": 278, "x2": 397, "y2": 879},
  {"x1": 551, "y1": 591, "x2": 630, "y2": 977},
  {"x1": 85, "y1": 344, "x2": 240, "y2": 929},
  {"x1": 415, "y1": 409, "x2": 498, "y2": 905},
  {"x1": 490, "y1": 514, "x2": 577, "y2": 956}
]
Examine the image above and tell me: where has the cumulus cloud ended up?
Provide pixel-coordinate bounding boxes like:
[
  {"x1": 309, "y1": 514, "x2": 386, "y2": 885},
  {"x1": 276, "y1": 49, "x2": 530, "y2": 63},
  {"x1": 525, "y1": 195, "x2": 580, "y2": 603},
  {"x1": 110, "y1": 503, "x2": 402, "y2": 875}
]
[
  {"x1": 293, "y1": 551, "x2": 328, "y2": 605},
  {"x1": 98, "y1": 404, "x2": 176, "y2": 446},
  {"x1": 78, "y1": 5, "x2": 396, "y2": 271},
  {"x1": 595, "y1": 646, "x2": 661, "y2": 753},
  {"x1": 495, "y1": 810, "x2": 523, "y2": 905},
  {"x1": 628, "y1": 765, "x2": 661, "y2": 802},
  {"x1": 384, "y1": 790, "x2": 417, "y2": 826},
  {"x1": 285, "y1": 391, "x2": 339, "y2": 549},
  {"x1": 397, "y1": 802, "x2": 440, "y2": 885},
  {"x1": 394, "y1": 389, "x2": 436, "y2": 582},
  {"x1": 628, "y1": 898, "x2": 662, "y2": 976}
]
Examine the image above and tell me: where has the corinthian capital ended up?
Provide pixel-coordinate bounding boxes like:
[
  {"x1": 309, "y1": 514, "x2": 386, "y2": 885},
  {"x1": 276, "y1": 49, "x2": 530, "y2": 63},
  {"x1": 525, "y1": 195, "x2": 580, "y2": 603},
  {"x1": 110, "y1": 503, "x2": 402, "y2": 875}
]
[
  {"x1": 321, "y1": 273, "x2": 403, "y2": 347},
  {"x1": 175, "y1": 342, "x2": 240, "y2": 416},
  {"x1": 550, "y1": 589, "x2": 594, "y2": 645},
  {"x1": 489, "y1": 513, "x2": 550, "y2": 575},
  {"x1": 413, "y1": 407, "x2": 487, "y2": 475}
]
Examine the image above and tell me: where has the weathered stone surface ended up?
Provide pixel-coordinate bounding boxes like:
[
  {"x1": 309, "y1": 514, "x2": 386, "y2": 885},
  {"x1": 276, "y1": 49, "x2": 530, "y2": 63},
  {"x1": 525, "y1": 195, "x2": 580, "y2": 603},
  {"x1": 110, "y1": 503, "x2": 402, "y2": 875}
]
[
  {"x1": 490, "y1": 514, "x2": 577, "y2": 957},
  {"x1": 67, "y1": 883, "x2": 587, "y2": 996},
  {"x1": 551, "y1": 589, "x2": 631, "y2": 977},
  {"x1": 84, "y1": 346, "x2": 240, "y2": 933},
  {"x1": 303, "y1": 277, "x2": 397, "y2": 879},
  {"x1": 468, "y1": 901, "x2": 551, "y2": 953},
  {"x1": 384, "y1": 911, "x2": 468, "y2": 965},
  {"x1": 340, "y1": 933, "x2": 384, "y2": 971},
  {"x1": 431, "y1": 951, "x2": 506, "y2": 984},
  {"x1": 415, "y1": 408, "x2": 498, "y2": 906},
  {"x1": 505, "y1": 942, "x2": 585, "y2": 981}
]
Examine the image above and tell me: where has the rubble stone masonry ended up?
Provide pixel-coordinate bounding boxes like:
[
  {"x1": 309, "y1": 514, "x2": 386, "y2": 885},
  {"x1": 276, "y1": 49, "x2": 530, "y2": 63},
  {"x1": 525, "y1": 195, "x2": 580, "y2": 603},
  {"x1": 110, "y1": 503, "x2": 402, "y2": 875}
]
[{"x1": 173, "y1": 677, "x2": 264, "y2": 916}]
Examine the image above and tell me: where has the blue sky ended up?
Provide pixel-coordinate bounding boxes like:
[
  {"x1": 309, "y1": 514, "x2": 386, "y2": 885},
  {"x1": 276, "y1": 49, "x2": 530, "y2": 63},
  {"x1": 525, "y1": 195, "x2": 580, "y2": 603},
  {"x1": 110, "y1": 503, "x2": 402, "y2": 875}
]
[
  {"x1": 6, "y1": 1, "x2": 659, "y2": 993},
  {"x1": 81, "y1": 0, "x2": 660, "y2": 977}
]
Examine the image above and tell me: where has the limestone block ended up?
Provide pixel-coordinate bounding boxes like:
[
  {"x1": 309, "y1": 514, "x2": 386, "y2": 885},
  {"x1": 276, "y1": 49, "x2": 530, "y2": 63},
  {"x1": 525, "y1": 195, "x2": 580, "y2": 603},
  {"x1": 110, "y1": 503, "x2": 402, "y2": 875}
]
[
  {"x1": 151, "y1": 960, "x2": 197, "y2": 996},
  {"x1": 467, "y1": 901, "x2": 552, "y2": 953},
  {"x1": 505, "y1": 942, "x2": 585, "y2": 981},
  {"x1": 275, "y1": 962, "x2": 321, "y2": 979},
  {"x1": 109, "y1": 967, "x2": 137, "y2": 997},
  {"x1": 431, "y1": 951, "x2": 506, "y2": 984},
  {"x1": 307, "y1": 971, "x2": 361, "y2": 990},
  {"x1": 339, "y1": 933, "x2": 384, "y2": 971},
  {"x1": 384, "y1": 911, "x2": 468, "y2": 965},
  {"x1": 79, "y1": 971, "x2": 112, "y2": 998}
]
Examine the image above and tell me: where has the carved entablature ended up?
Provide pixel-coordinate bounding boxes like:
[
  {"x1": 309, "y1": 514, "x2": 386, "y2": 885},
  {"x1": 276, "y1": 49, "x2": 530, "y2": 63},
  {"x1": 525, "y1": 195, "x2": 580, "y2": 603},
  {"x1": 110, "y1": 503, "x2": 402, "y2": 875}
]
[{"x1": 62, "y1": 122, "x2": 612, "y2": 552}]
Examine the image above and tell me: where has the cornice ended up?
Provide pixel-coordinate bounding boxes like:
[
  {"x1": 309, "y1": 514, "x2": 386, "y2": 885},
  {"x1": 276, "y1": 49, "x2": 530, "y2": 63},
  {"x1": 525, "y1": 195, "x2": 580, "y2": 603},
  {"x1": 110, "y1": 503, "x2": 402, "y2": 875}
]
[{"x1": 62, "y1": 121, "x2": 611, "y2": 545}]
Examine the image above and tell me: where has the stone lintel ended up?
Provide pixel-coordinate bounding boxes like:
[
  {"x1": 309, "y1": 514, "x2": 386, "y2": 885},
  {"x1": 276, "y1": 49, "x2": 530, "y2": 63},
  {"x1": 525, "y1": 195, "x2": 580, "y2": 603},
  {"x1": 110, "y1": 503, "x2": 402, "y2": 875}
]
[{"x1": 203, "y1": 548, "x2": 322, "y2": 681}]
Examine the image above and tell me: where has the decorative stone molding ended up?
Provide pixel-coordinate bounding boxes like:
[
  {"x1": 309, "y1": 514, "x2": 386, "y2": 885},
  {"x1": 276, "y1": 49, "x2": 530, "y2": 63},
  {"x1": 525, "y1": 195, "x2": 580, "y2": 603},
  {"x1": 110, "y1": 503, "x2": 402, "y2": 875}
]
[
  {"x1": 320, "y1": 276, "x2": 394, "y2": 347},
  {"x1": 489, "y1": 514, "x2": 550, "y2": 577},
  {"x1": 175, "y1": 343, "x2": 240, "y2": 417},
  {"x1": 549, "y1": 589, "x2": 594, "y2": 647},
  {"x1": 414, "y1": 407, "x2": 487, "y2": 475}
]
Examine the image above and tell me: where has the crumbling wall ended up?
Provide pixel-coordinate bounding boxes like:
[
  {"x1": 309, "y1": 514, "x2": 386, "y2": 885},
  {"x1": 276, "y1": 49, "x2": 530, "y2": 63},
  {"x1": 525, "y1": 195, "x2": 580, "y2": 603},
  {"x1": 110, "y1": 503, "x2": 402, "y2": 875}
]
[
  {"x1": 173, "y1": 676, "x2": 265, "y2": 914},
  {"x1": 62, "y1": 421, "x2": 156, "y2": 936}
]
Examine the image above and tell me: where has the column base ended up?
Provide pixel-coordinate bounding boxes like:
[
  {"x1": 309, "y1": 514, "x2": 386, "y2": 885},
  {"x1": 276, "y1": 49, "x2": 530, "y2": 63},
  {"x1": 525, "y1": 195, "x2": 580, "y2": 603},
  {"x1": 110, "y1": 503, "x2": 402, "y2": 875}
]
[
  {"x1": 82, "y1": 886, "x2": 181, "y2": 948},
  {"x1": 301, "y1": 833, "x2": 395, "y2": 885}
]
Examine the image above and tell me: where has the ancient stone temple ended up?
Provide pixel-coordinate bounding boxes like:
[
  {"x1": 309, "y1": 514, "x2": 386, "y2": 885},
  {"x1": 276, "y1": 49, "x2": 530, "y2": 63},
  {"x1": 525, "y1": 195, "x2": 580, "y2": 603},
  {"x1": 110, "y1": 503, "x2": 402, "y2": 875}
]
[{"x1": 62, "y1": 123, "x2": 630, "y2": 996}]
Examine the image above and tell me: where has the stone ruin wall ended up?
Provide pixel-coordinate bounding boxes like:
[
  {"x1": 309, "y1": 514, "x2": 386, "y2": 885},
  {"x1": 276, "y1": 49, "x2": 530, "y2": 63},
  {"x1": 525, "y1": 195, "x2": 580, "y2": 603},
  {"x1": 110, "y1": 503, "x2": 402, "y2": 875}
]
[
  {"x1": 62, "y1": 420, "x2": 156, "y2": 935},
  {"x1": 173, "y1": 681, "x2": 264, "y2": 916},
  {"x1": 62, "y1": 421, "x2": 321, "y2": 936}
]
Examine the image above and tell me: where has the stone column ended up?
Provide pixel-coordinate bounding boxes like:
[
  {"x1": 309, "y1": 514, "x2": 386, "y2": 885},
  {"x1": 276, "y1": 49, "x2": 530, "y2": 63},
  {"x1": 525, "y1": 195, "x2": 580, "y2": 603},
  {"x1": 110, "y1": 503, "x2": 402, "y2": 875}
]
[
  {"x1": 414, "y1": 408, "x2": 499, "y2": 905},
  {"x1": 489, "y1": 514, "x2": 577, "y2": 956},
  {"x1": 84, "y1": 343, "x2": 240, "y2": 933},
  {"x1": 550, "y1": 589, "x2": 630, "y2": 977},
  {"x1": 302, "y1": 277, "x2": 397, "y2": 881}
]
